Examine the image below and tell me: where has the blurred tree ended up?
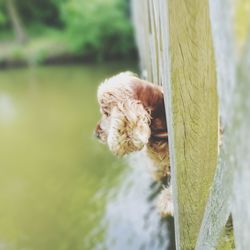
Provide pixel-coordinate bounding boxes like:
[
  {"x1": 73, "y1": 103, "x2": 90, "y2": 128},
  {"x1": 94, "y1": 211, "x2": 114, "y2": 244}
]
[
  {"x1": 59, "y1": 0, "x2": 136, "y2": 59},
  {"x1": 0, "y1": 0, "x2": 62, "y2": 34},
  {"x1": 16, "y1": 0, "x2": 62, "y2": 28},
  {"x1": 0, "y1": 8, "x2": 7, "y2": 27},
  {"x1": 0, "y1": 0, "x2": 136, "y2": 61},
  {"x1": 5, "y1": 0, "x2": 27, "y2": 43}
]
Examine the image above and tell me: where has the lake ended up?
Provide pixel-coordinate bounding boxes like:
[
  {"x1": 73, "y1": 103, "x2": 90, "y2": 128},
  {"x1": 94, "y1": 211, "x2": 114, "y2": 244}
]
[{"x1": 0, "y1": 64, "x2": 174, "y2": 250}]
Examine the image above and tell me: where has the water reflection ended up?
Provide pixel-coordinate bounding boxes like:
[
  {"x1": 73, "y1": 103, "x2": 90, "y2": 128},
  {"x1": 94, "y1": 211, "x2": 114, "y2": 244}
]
[
  {"x1": 0, "y1": 65, "x2": 174, "y2": 250},
  {"x1": 0, "y1": 94, "x2": 16, "y2": 123},
  {"x1": 98, "y1": 152, "x2": 175, "y2": 250}
]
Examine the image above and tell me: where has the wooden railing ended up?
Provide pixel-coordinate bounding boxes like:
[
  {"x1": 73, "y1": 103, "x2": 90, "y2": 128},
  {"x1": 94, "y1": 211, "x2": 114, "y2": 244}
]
[{"x1": 131, "y1": 0, "x2": 250, "y2": 249}]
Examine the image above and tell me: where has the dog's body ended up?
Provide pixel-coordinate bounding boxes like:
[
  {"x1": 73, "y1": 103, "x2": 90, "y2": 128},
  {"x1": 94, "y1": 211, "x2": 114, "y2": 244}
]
[{"x1": 95, "y1": 72, "x2": 173, "y2": 216}]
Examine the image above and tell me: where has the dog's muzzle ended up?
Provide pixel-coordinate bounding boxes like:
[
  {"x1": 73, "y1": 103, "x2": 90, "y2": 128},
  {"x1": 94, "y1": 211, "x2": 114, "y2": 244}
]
[
  {"x1": 94, "y1": 122, "x2": 107, "y2": 143},
  {"x1": 94, "y1": 123, "x2": 101, "y2": 139}
]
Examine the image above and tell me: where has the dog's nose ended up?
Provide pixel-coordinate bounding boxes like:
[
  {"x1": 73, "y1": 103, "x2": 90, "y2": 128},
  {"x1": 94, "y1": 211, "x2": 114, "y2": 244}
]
[
  {"x1": 94, "y1": 124, "x2": 101, "y2": 139},
  {"x1": 94, "y1": 130, "x2": 101, "y2": 139}
]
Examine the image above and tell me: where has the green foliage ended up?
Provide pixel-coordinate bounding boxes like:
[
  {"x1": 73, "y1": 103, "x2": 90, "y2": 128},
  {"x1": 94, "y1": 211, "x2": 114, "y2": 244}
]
[
  {"x1": 0, "y1": 1, "x2": 7, "y2": 27},
  {"x1": 0, "y1": 10, "x2": 6, "y2": 26},
  {"x1": 0, "y1": 0, "x2": 136, "y2": 62},
  {"x1": 16, "y1": 0, "x2": 62, "y2": 27},
  {"x1": 59, "y1": 0, "x2": 135, "y2": 59}
]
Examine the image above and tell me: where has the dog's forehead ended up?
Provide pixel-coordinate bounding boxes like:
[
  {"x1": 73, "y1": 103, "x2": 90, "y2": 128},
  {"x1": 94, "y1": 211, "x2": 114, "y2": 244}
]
[
  {"x1": 97, "y1": 73, "x2": 135, "y2": 99},
  {"x1": 97, "y1": 88, "x2": 116, "y2": 104},
  {"x1": 99, "y1": 94, "x2": 115, "y2": 108}
]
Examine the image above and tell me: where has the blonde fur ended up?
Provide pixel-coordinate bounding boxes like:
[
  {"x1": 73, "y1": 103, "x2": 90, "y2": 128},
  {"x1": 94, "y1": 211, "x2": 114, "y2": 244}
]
[{"x1": 95, "y1": 72, "x2": 173, "y2": 217}]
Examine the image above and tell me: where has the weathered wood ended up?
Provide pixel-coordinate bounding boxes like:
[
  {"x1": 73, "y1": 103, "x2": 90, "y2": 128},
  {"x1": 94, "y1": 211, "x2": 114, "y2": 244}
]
[
  {"x1": 234, "y1": 0, "x2": 250, "y2": 52},
  {"x1": 232, "y1": 3, "x2": 250, "y2": 248},
  {"x1": 195, "y1": 1, "x2": 236, "y2": 249},
  {"x1": 165, "y1": 1, "x2": 218, "y2": 249},
  {"x1": 196, "y1": 1, "x2": 250, "y2": 249},
  {"x1": 131, "y1": 0, "x2": 153, "y2": 81},
  {"x1": 132, "y1": 0, "x2": 250, "y2": 249},
  {"x1": 132, "y1": 1, "x2": 219, "y2": 249},
  {"x1": 232, "y1": 34, "x2": 250, "y2": 250}
]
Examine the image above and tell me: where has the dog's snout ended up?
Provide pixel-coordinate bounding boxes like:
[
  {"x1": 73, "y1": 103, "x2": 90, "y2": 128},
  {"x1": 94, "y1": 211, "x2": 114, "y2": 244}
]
[
  {"x1": 94, "y1": 129, "x2": 101, "y2": 139},
  {"x1": 94, "y1": 123, "x2": 102, "y2": 139}
]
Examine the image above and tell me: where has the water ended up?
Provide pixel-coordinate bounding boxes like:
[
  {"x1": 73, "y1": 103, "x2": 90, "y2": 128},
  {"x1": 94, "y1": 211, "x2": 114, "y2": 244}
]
[{"x1": 0, "y1": 64, "x2": 174, "y2": 250}]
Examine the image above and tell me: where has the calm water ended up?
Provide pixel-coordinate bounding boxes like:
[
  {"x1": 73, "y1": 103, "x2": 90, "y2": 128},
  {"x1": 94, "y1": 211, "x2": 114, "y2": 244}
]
[{"x1": 0, "y1": 64, "x2": 174, "y2": 250}]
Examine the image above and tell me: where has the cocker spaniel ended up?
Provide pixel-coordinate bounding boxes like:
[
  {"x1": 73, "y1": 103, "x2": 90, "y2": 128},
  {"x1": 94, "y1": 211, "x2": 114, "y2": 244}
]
[{"x1": 95, "y1": 72, "x2": 173, "y2": 216}]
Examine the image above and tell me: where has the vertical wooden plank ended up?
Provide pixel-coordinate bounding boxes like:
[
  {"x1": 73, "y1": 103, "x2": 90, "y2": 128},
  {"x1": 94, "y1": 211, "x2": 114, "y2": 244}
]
[
  {"x1": 232, "y1": 32, "x2": 250, "y2": 250},
  {"x1": 164, "y1": 1, "x2": 219, "y2": 249},
  {"x1": 195, "y1": 0, "x2": 237, "y2": 249},
  {"x1": 151, "y1": 0, "x2": 164, "y2": 86},
  {"x1": 132, "y1": 0, "x2": 250, "y2": 249},
  {"x1": 131, "y1": 0, "x2": 153, "y2": 80},
  {"x1": 132, "y1": 0, "x2": 163, "y2": 84},
  {"x1": 234, "y1": 0, "x2": 250, "y2": 52},
  {"x1": 132, "y1": 1, "x2": 219, "y2": 249},
  {"x1": 232, "y1": 1, "x2": 250, "y2": 244}
]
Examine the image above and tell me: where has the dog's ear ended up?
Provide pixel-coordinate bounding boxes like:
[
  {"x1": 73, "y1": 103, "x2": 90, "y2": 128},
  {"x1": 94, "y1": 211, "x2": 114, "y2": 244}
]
[
  {"x1": 131, "y1": 79, "x2": 167, "y2": 131},
  {"x1": 132, "y1": 79, "x2": 164, "y2": 112},
  {"x1": 107, "y1": 99, "x2": 151, "y2": 156}
]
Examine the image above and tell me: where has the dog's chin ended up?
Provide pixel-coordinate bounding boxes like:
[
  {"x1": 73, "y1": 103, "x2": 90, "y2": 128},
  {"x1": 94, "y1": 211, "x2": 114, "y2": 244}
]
[
  {"x1": 108, "y1": 141, "x2": 145, "y2": 157},
  {"x1": 97, "y1": 138, "x2": 106, "y2": 145},
  {"x1": 107, "y1": 127, "x2": 150, "y2": 157},
  {"x1": 94, "y1": 128, "x2": 108, "y2": 144}
]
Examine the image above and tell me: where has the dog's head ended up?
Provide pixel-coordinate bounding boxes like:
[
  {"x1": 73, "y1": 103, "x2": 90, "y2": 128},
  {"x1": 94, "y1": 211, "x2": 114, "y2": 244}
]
[{"x1": 95, "y1": 72, "x2": 166, "y2": 156}]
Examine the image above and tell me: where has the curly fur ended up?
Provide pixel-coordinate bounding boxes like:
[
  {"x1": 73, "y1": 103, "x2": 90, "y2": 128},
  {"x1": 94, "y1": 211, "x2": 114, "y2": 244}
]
[{"x1": 95, "y1": 72, "x2": 173, "y2": 216}]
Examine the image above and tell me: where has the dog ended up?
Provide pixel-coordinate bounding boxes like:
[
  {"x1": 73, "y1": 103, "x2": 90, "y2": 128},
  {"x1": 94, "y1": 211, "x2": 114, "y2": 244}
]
[{"x1": 95, "y1": 72, "x2": 173, "y2": 216}]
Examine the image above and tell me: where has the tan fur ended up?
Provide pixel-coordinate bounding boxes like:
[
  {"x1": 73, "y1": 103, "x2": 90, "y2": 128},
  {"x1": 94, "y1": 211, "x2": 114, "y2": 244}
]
[{"x1": 95, "y1": 72, "x2": 173, "y2": 216}]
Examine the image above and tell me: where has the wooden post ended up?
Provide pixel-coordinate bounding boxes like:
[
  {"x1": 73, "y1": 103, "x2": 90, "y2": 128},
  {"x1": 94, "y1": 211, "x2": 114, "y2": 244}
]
[
  {"x1": 231, "y1": 33, "x2": 250, "y2": 250},
  {"x1": 195, "y1": 1, "x2": 236, "y2": 249},
  {"x1": 131, "y1": 0, "x2": 153, "y2": 81},
  {"x1": 131, "y1": 0, "x2": 250, "y2": 249},
  {"x1": 132, "y1": 1, "x2": 218, "y2": 249},
  {"x1": 164, "y1": 1, "x2": 219, "y2": 249},
  {"x1": 196, "y1": 1, "x2": 250, "y2": 249}
]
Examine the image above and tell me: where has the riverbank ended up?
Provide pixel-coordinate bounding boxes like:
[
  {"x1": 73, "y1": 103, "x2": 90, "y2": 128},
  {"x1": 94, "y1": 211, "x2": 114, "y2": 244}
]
[
  {"x1": 0, "y1": 35, "x2": 87, "y2": 69},
  {"x1": 0, "y1": 35, "x2": 137, "y2": 69}
]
